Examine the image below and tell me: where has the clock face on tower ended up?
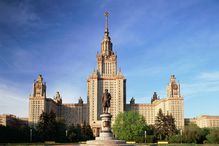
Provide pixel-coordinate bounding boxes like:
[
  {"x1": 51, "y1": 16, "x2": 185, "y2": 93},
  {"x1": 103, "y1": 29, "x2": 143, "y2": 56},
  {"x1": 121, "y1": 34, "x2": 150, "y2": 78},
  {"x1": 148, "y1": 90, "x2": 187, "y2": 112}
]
[
  {"x1": 36, "y1": 84, "x2": 42, "y2": 95},
  {"x1": 172, "y1": 83, "x2": 178, "y2": 90},
  {"x1": 36, "y1": 84, "x2": 41, "y2": 88}
]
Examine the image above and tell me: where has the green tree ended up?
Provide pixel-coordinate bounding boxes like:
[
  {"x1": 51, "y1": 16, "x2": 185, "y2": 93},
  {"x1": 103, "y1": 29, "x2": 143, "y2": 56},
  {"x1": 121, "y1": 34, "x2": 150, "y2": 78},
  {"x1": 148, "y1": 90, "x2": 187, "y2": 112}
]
[
  {"x1": 165, "y1": 113, "x2": 178, "y2": 137},
  {"x1": 0, "y1": 124, "x2": 30, "y2": 143},
  {"x1": 112, "y1": 111, "x2": 148, "y2": 143},
  {"x1": 182, "y1": 124, "x2": 208, "y2": 144},
  {"x1": 67, "y1": 123, "x2": 94, "y2": 142},
  {"x1": 154, "y1": 109, "x2": 165, "y2": 140},
  {"x1": 154, "y1": 109, "x2": 178, "y2": 140},
  {"x1": 36, "y1": 111, "x2": 57, "y2": 141},
  {"x1": 81, "y1": 121, "x2": 94, "y2": 141},
  {"x1": 67, "y1": 124, "x2": 82, "y2": 142},
  {"x1": 169, "y1": 134, "x2": 183, "y2": 143},
  {"x1": 206, "y1": 128, "x2": 219, "y2": 144},
  {"x1": 145, "y1": 125, "x2": 157, "y2": 143},
  {"x1": 56, "y1": 119, "x2": 68, "y2": 142},
  {"x1": 85, "y1": 124, "x2": 94, "y2": 140}
]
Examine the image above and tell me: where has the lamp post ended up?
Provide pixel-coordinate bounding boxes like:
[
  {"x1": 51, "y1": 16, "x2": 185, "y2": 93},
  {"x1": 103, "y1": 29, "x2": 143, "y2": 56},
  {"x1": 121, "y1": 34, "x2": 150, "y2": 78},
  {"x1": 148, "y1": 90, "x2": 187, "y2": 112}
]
[
  {"x1": 144, "y1": 130, "x2": 147, "y2": 143},
  {"x1": 180, "y1": 129, "x2": 183, "y2": 144},
  {"x1": 30, "y1": 128, "x2": 32, "y2": 143},
  {"x1": 66, "y1": 129, "x2": 68, "y2": 137}
]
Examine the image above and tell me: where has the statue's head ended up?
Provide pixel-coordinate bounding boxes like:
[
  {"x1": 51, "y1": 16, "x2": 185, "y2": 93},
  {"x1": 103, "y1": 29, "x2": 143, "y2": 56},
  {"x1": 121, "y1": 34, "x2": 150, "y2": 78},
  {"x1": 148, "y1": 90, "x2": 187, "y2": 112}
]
[{"x1": 105, "y1": 89, "x2": 108, "y2": 92}]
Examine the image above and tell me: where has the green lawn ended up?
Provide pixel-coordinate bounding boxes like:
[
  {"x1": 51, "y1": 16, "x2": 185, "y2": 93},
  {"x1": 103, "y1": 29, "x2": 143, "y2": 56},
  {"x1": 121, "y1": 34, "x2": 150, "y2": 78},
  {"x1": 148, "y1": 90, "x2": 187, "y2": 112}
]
[
  {"x1": 167, "y1": 145, "x2": 219, "y2": 146},
  {"x1": 1, "y1": 143, "x2": 219, "y2": 146},
  {"x1": 137, "y1": 144, "x2": 219, "y2": 146},
  {"x1": 0, "y1": 143, "x2": 79, "y2": 146}
]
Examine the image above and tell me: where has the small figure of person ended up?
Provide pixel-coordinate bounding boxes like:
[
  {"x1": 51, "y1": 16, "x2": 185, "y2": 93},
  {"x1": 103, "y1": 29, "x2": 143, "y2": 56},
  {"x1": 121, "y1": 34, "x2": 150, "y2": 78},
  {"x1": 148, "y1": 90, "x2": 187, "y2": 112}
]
[{"x1": 102, "y1": 89, "x2": 111, "y2": 113}]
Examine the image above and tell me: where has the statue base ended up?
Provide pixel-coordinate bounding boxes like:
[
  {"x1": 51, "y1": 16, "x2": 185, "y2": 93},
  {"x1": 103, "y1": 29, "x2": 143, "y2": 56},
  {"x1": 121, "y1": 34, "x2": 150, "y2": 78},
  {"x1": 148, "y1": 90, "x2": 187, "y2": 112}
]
[{"x1": 80, "y1": 113, "x2": 135, "y2": 146}]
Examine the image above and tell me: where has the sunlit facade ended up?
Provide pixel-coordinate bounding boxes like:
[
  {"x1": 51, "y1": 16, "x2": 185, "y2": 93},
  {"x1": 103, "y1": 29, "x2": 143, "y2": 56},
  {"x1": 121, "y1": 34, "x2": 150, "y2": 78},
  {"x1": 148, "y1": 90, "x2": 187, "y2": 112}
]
[{"x1": 28, "y1": 13, "x2": 184, "y2": 132}]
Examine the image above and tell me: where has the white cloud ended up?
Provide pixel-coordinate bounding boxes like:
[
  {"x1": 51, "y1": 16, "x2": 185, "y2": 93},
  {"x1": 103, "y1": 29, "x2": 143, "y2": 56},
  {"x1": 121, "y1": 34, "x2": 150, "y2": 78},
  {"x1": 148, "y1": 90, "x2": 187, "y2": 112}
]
[
  {"x1": 182, "y1": 71, "x2": 219, "y2": 99},
  {"x1": 198, "y1": 71, "x2": 219, "y2": 81},
  {"x1": 0, "y1": 79, "x2": 28, "y2": 117}
]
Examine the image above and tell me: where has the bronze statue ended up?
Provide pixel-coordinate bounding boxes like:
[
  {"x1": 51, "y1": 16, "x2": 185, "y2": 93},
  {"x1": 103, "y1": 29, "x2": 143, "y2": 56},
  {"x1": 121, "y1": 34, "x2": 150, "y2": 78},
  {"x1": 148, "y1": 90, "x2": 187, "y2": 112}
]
[{"x1": 102, "y1": 89, "x2": 111, "y2": 113}]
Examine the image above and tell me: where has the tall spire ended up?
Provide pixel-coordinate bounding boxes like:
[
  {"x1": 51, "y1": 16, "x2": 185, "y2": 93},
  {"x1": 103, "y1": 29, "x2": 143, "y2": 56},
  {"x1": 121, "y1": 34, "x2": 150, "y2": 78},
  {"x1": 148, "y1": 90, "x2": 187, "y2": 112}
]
[
  {"x1": 104, "y1": 11, "x2": 109, "y2": 34},
  {"x1": 101, "y1": 11, "x2": 112, "y2": 56}
]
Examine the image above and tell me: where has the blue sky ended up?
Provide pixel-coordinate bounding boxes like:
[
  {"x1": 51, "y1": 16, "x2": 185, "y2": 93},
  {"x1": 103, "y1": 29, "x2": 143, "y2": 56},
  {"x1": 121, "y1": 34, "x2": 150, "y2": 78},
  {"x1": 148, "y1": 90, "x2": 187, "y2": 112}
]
[{"x1": 0, "y1": 0, "x2": 219, "y2": 118}]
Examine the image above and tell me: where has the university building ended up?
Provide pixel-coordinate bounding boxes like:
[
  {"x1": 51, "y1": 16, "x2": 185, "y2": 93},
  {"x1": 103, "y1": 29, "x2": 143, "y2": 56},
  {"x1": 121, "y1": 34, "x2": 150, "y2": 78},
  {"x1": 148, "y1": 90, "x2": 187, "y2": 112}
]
[
  {"x1": 185, "y1": 115, "x2": 219, "y2": 128},
  {"x1": 28, "y1": 75, "x2": 88, "y2": 126},
  {"x1": 0, "y1": 114, "x2": 28, "y2": 127},
  {"x1": 28, "y1": 13, "x2": 184, "y2": 134},
  {"x1": 127, "y1": 74, "x2": 184, "y2": 130}
]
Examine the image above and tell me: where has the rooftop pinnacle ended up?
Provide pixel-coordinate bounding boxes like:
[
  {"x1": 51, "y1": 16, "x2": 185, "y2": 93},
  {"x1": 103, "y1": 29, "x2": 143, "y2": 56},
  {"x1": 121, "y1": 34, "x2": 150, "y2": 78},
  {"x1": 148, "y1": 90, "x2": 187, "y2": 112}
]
[
  {"x1": 104, "y1": 11, "x2": 109, "y2": 34},
  {"x1": 101, "y1": 11, "x2": 112, "y2": 56}
]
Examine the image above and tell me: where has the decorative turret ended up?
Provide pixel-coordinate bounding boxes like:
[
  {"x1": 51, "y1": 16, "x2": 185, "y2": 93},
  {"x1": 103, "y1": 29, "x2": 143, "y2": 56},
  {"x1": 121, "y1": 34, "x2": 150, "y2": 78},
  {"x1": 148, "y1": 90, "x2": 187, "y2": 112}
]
[
  {"x1": 54, "y1": 91, "x2": 62, "y2": 105},
  {"x1": 78, "y1": 97, "x2": 83, "y2": 105},
  {"x1": 167, "y1": 75, "x2": 181, "y2": 98},
  {"x1": 130, "y1": 97, "x2": 135, "y2": 104},
  {"x1": 33, "y1": 74, "x2": 46, "y2": 98},
  {"x1": 151, "y1": 92, "x2": 159, "y2": 103}
]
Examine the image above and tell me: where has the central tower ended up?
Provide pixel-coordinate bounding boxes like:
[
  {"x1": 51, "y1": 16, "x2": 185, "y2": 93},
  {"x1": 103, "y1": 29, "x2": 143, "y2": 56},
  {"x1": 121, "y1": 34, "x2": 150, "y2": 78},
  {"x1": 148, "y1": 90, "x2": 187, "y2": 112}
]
[{"x1": 87, "y1": 12, "x2": 126, "y2": 135}]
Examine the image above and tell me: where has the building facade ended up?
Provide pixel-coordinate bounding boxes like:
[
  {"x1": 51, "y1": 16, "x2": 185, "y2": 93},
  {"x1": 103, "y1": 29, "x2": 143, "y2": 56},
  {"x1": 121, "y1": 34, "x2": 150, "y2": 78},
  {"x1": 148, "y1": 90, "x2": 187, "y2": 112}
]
[
  {"x1": 28, "y1": 75, "x2": 47, "y2": 126},
  {"x1": 28, "y1": 13, "x2": 184, "y2": 133},
  {"x1": 126, "y1": 75, "x2": 184, "y2": 129},
  {"x1": 186, "y1": 115, "x2": 219, "y2": 128},
  {"x1": 87, "y1": 12, "x2": 126, "y2": 135},
  {"x1": 0, "y1": 114, "x2": 28, "y2": 127},
  {"x1": 28, "y1": 74, "x2": 87, "y2": 127}
]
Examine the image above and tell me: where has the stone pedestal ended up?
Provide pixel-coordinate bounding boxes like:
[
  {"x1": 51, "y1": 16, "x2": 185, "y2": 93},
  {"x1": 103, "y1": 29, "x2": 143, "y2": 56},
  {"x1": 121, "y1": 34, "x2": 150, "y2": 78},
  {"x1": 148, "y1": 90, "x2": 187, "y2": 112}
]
[
  {"x1": 80, "y1": 113, "x2": 134, "y2": 146},
  {"x1": 96, "y1": 113, "x2": 113, "y2": 140}
]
